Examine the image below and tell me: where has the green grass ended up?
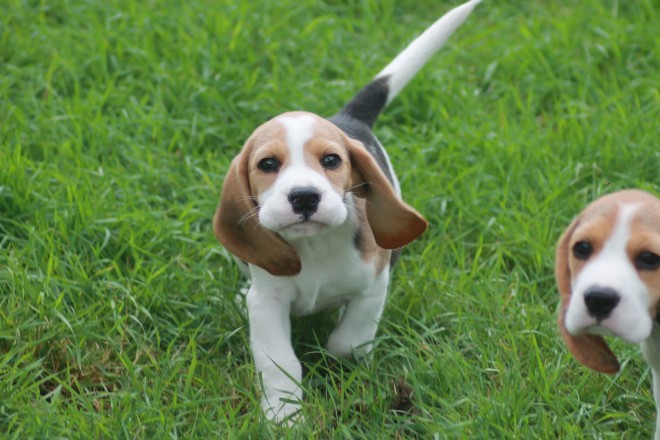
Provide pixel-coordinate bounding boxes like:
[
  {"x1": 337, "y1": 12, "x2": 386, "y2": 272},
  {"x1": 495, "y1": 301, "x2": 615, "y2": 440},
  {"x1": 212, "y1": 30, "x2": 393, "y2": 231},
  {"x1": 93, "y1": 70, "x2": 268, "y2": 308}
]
[{"x1": 2, "y1": 0, "x2": 660, "y2": 438}]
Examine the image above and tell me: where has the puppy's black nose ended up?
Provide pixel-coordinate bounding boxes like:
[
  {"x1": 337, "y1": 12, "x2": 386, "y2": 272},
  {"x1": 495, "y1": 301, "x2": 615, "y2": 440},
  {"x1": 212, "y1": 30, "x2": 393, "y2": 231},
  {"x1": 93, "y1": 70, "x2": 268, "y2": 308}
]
[
  {"x1": 288, "y1": 187, "x2": 320, "y2": 219},
  {"x1": 584, "y1": 287, "x2": 620, "y2": 321}
]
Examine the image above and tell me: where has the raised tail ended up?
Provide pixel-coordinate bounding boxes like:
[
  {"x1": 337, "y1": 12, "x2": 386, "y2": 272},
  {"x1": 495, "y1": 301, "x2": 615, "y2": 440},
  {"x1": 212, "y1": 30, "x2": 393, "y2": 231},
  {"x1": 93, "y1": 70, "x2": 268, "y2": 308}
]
[{"x1": 337, "y1": 0, "x2": 482, "y2": 128}]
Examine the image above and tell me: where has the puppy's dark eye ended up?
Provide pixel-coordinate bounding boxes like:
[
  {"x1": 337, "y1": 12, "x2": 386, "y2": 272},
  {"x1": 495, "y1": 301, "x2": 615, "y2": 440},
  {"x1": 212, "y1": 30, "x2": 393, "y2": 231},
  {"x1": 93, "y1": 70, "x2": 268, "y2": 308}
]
[
  {"x1": 257, "y1": 157, "x2": 280, "y2": 173},
  {"x1": 321, "y1": 154, "x2": 341, "y2": 170},
  {"x1": 573, "y1": 241, "x2": 593, "y2": 260},
  {"x1": 636, "y1": 252, "x2": 660, "y2": 271}
]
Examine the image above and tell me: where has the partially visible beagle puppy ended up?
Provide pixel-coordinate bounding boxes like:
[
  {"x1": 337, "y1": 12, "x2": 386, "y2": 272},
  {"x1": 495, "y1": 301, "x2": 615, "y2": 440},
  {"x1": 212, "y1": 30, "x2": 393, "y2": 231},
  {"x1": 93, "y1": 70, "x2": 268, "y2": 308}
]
[
  {"x1": 214, "y1": 0, "x2": 482, "y2": 423},
  {"x1": 556, "y1": 189, "x2": 660, "y2": 438}
]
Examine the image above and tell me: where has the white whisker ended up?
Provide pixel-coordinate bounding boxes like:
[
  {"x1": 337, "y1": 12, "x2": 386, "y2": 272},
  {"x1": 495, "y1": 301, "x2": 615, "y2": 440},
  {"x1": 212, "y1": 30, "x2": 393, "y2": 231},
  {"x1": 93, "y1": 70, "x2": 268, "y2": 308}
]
[
  {"x1": 238, "y1": 206, "x2": 260, "y2": 227},
  {"x1": 345, "y1": 182, "x2": 371, "y2": 194}
]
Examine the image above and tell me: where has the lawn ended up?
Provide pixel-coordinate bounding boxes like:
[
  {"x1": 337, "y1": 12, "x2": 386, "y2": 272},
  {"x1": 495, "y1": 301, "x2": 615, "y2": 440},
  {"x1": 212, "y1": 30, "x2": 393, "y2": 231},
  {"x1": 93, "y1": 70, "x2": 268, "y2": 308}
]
[{"x1": 2, "y1": 0, "x2": 660, "y2": 438}]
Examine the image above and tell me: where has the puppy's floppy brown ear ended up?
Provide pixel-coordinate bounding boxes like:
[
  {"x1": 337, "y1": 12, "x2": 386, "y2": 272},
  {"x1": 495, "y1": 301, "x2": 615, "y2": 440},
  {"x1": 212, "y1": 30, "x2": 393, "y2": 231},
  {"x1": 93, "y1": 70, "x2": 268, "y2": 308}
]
[
  {"x1": 556, "y1": 218, "x2": 620, "y2": 374},
  {"x1": 213, "y1": 147, "x2": 301, "y2": 276},
  {"x1": 346, "y1": 137, "x2": 427, "y2": 249}
]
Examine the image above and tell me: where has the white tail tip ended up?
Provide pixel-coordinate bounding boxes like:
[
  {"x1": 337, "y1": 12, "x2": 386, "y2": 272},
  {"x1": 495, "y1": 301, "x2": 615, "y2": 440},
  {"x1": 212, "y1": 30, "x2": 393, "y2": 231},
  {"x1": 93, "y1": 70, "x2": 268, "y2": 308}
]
[{"x1": 376, "y1": 0, "x2": 483, "y2": 104}]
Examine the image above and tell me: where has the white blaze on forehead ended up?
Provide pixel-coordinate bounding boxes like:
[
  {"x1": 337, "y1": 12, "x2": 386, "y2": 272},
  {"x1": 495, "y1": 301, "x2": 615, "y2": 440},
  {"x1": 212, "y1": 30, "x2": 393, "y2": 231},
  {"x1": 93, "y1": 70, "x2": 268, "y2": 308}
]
[
  {"x1": 602, "y1": 204, "x2": 638, "y2": 259},
  {"x1": 278, "y1": 114, "x2": 316, "y2": 167}
]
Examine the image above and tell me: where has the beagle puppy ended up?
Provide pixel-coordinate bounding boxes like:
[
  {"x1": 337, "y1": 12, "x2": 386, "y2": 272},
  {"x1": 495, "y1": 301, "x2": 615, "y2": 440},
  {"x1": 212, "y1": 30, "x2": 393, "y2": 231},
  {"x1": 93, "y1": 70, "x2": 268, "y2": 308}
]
[
  {"x1": 214, "y1": 0, "x2": 482, "y2": 423},
  {"x1": 556, "y1": 189, "x2": 660, "y2": 438}
]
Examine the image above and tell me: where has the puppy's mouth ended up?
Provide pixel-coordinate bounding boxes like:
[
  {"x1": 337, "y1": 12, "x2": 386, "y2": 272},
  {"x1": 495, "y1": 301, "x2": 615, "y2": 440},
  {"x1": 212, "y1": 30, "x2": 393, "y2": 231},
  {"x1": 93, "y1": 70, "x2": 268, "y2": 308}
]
[
  {"x1": 574, "y1": 320, "x2": 651, "y2": 345},
  {"x1": 576, "y1": 323, "x2": 618, "y2": 339},
  {"x1": 278, "y1": 219, "x2": 329, "y2": 238}
]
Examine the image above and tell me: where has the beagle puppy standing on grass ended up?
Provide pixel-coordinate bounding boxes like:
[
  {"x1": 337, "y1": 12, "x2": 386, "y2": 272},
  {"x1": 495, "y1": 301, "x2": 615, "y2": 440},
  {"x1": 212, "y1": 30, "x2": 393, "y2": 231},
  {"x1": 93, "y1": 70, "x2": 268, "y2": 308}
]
[
  {"x1": 556, "y1": 189, "x2": 660, "y2": 438},
  {"x1": 214, "y1": 0, "x2": 482, "y2": 423}
]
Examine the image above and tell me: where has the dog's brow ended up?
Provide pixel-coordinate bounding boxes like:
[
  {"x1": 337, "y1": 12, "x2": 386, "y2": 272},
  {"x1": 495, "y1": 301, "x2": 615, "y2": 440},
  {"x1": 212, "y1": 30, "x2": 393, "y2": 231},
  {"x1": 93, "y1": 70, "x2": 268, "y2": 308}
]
[
  {"x1": 278, "y1": 115, "x2": 316, "y2": 167},
  {"x1": 603, "y1": 204, "x2": 639, "y2": 256}
]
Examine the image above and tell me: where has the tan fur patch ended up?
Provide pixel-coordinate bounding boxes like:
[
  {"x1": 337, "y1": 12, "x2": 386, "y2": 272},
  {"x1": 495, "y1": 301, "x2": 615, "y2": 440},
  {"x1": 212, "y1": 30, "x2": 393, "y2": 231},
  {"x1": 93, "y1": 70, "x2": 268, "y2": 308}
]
[
  {"x1": 566, "y1": 203, "x2": 619, "y2": 277},
  {"x1": 243, "y1": 120, "x2": 288, "y2": 198},
  {"x1": 302, "y1": 115, "x2": 356, "y2": 194},
  {"x1": 627, "y1": 201, "x2": 660, "y2": 317}
]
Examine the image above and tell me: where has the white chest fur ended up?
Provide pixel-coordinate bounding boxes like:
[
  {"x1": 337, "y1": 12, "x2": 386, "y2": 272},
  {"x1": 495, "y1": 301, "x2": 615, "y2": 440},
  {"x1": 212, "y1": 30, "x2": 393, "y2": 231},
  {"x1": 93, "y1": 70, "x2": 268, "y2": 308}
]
[{"x1": 248, "y1": 219, "x2": 385, "y2": 316}]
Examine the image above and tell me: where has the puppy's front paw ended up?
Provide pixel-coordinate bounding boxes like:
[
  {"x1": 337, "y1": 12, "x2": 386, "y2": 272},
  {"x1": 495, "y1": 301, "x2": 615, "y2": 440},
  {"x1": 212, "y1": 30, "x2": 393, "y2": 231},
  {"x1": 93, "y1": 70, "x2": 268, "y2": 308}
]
[
  {"x1": 327, "y1": 330, "x2": 373, "y2": 359},
  {"x1": 262, "y1": 395, "x2": 302, "y2": 426}
]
